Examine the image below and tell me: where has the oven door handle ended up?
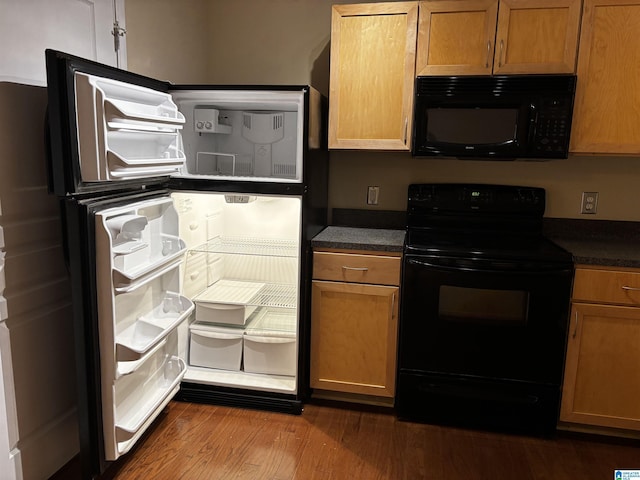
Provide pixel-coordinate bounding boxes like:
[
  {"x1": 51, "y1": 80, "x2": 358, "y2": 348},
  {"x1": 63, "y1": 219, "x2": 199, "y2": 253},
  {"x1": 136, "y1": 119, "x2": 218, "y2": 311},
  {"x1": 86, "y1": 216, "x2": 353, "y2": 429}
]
[{"x1": 406, "y1": 257, "x2": 571, "y2": 275}]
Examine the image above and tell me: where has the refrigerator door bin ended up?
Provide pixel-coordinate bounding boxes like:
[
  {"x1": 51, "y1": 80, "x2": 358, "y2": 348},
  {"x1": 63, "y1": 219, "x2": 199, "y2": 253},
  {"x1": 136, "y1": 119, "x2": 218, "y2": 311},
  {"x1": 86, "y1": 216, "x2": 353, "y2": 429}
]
[
  {"x1": 189, "y1": 323, "x2": 244, "y2": 371},
  {"x1": 115, "y1": 291, "x2": 194, "y2": 362},
  {"x1": 112, "y1": 352, "x2": 186, "y2": 458},
  {"x1": 112, "y1": 234, "x2": 185, "y2": 281}
]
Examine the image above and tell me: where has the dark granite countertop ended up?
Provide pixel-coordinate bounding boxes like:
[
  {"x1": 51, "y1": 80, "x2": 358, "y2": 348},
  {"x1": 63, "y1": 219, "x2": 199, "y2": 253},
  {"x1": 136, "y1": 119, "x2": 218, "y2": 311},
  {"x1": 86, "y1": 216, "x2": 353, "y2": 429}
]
[
  {"x1": 311, "y1": 226, "x2": 405, "y2": 253},
  {"x1": 544, "y1": 218, "x2": 640, "y2": 269},
  {"x1": 313, "y1": 213, "x2": 640, "y2": 267}
]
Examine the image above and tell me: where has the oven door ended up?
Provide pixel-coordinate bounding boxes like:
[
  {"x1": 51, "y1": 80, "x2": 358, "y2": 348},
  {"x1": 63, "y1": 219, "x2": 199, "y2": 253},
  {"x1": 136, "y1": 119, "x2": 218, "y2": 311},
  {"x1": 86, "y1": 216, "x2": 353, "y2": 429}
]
[{"x1": 398, "y1": 254, "x2": 573, "y2": 385}]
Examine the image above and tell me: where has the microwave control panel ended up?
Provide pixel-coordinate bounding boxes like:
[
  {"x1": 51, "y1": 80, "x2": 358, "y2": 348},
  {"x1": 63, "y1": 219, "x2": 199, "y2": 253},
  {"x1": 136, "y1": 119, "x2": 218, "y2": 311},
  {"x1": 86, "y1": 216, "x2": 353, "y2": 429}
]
[{"x1": 534, "y1": 98, "x2": 573, "y2": 154}]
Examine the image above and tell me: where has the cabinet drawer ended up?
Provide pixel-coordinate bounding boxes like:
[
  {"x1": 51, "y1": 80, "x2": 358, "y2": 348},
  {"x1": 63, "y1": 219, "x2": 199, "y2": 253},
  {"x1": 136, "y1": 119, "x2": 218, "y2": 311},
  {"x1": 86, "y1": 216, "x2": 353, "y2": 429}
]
[
  {"x1": 573, "y1": 268, "x2": 640, "y2": 306},
  {"x1": 313, "y1": 251, "x2": 401, "y2": 286}
]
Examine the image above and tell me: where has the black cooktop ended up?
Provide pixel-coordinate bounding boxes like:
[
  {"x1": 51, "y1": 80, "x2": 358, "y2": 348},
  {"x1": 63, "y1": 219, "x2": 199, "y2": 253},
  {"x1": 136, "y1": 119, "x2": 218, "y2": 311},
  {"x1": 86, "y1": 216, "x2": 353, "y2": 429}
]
[{"x1": 405, "y1": 184, "x2": 573, "y2": 265}]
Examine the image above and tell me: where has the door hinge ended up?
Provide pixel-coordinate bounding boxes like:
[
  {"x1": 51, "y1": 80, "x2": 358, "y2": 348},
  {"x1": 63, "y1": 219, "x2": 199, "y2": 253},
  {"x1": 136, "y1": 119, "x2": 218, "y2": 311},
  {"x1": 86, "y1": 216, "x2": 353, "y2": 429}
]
[{"x1": 112, "y1": 20, "x2": 126, "y2": 53}]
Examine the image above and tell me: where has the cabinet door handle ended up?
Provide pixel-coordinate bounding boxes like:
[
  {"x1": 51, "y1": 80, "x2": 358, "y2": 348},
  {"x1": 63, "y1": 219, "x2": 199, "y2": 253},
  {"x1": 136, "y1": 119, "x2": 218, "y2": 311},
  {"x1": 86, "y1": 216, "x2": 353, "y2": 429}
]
[
  {"x1": 342, "y1": 266, "x2": 368, "y2": 272},
  {"x1": 404, "y1": 117, "x2": 408, "y2": 145},
  {"x1": 572, "y1": 311, "x2": 579, "y2": 338},
  {"x1": 499, "y1": 40, "x2": 504, "y2": 67},
  {"x1": 485, "y1": 41, "x2": 491, "y2": 68},
  {"x1": 622, "y1": 285, "x2": 640, "y2": 291}
]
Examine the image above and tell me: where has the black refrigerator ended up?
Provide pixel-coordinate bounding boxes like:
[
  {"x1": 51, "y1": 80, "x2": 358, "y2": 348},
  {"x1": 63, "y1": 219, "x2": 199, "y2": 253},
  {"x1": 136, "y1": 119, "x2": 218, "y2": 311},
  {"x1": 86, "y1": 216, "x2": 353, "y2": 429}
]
[{"x1": 45, "y1": 49, "x2": 328, "y2": 479}]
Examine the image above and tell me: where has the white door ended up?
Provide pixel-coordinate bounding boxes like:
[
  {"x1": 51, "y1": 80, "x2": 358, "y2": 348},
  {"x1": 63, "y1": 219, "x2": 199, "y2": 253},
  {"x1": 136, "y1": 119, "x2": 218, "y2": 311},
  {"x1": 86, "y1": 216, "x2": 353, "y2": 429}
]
[{"x1": 0, "y1": 0, "x2": 126, "y2": 86}]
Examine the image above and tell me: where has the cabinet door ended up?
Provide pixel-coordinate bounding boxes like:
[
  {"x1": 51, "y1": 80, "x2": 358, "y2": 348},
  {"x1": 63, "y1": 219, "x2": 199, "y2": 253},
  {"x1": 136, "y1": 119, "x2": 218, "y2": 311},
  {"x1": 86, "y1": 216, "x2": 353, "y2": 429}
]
[
  {"x1": 329, "y1": 2, "x2": 417, "y2": 150},
  {"x1": 310, "y1": 281, "x2": 399, "y2": 398},
  {"x1": 416, "y1": 0, "x2": 498, "y2": 76},
  {"x1": 560, "y1": 303, "x2": 640, "y2": 430},
  {"x1": 570, "y1": 0, "x2": 640, "y2": 154},
  {"x1": 493, "y1": 0, "x2": 581, "y2": 74}
]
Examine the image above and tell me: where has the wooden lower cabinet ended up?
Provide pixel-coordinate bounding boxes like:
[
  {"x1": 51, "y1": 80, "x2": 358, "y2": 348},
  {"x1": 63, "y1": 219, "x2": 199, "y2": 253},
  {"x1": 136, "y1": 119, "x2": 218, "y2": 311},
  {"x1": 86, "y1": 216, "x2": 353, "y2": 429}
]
[
  {"x1": 310, "y1": 253, "x2": 400, "y2": 401},
  {"x1": 310, "y1": 280, "x2": 398, "y2": 399},
  {"x1": 560, "y1": 288, "x2": 640, "y2": 431}
]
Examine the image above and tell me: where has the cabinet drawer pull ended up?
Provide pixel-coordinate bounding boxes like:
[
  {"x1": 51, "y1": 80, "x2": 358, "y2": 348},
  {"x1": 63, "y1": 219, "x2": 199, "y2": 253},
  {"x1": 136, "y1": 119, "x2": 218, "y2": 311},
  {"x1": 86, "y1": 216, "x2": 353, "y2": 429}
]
[
  {"x1": 621, "y1": 285, "x2": 640, "y2": 291},
  {"x1": 342, "y1": 266, "x2": 368, "y2": 272}
]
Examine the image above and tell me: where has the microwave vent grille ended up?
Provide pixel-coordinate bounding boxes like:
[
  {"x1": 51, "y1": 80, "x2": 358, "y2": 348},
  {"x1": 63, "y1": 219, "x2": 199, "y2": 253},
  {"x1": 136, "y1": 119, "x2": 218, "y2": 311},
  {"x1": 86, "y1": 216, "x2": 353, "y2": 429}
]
[{"x1": 416, "y1": 75, "x2": 576, "y2": 96}]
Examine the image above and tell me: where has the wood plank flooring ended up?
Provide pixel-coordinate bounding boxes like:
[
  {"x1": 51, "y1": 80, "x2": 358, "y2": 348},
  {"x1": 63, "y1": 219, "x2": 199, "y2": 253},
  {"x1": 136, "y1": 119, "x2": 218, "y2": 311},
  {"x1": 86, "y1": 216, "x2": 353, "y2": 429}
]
[{"x1": 55, "y1": 400, "x2": 640, "y2": 480}]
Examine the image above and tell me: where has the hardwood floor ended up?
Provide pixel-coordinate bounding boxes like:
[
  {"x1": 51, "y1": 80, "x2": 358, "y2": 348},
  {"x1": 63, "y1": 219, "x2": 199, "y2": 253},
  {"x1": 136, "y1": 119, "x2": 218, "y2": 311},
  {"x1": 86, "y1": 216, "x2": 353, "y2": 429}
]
[{"x1": 55, "y1": 400, "x2": 640, "y2": 480}]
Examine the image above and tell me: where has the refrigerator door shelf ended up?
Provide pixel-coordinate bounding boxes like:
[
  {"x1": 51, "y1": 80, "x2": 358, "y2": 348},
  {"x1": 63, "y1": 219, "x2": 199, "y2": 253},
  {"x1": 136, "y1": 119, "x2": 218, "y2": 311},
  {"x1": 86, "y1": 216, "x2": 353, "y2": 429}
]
[
  {"x1": 115, "y1": 293, "x2": 194, "y2": 362},
  {"x1": 113, "y1": 256, "x2": 182, "y2": 294},
  {"x1": 112, "y1": 235, "x2": 186, "y2": 281},
  {"x1": 117, "y1": 338, "x2": 167, "y2": 378},
  {"x1": 113, "y1": 356, "x2": 186, "y2": 456}
]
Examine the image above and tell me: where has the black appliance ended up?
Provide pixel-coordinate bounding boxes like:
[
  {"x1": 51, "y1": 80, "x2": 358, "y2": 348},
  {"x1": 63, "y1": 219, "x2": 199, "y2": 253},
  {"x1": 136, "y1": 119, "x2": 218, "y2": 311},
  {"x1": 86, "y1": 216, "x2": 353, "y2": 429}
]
[
  {"x1": 412, "y1": 75, "x2": 577, "y2": 159},
  {"x1": 396, "y1": 183, "x2": 573, "y2": 434}
]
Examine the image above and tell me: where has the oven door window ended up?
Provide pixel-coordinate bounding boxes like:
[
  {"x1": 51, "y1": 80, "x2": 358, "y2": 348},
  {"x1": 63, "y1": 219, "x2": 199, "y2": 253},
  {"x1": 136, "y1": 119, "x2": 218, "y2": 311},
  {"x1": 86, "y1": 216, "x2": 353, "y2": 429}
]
[{"x1": 439, "y1": 285, "x2": 529, "y2": 326}]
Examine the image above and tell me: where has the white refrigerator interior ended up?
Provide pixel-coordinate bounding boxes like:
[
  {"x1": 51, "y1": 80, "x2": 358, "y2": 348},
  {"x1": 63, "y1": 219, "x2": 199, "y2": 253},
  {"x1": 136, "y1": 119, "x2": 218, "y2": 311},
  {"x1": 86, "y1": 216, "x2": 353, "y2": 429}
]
[
  {"x1": 95, "y1": 192, "x2": 301, "y2": 460},
  {"x1": 74, "y1": 71, "x2": 308, "y2": 184}
]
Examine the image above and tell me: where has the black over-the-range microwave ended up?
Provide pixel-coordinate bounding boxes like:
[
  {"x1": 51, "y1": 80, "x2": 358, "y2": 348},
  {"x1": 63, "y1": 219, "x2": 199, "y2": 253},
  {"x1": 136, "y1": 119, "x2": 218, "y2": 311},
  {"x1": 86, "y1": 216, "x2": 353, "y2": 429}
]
[{"x1": 412, "y1": 74, "x2": 577, "y2": 159}]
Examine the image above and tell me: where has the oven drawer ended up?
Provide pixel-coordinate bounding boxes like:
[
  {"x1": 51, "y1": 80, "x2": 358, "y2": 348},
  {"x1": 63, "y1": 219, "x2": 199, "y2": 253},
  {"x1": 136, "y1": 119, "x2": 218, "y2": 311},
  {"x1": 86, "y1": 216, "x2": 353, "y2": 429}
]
[
  {"x1": 313, "y1": 251, "x2": 401, "y2": 286},
  {"x1": 573, "y1": 267, "x2": 640, "y2": 306}
]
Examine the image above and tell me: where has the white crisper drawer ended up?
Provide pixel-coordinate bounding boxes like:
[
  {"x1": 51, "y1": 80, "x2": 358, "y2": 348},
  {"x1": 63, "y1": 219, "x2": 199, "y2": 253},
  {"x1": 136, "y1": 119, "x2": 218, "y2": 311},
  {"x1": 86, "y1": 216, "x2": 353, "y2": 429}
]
[
  {"x1": 189, "y1": 322, "x2": 244, "y2": 371},
  {"x1": 244, "y1": 307, "x2": 297, "y2": 377},
  {"x1": 194, "y1": 279, "x2": 265, "y2": 325}
]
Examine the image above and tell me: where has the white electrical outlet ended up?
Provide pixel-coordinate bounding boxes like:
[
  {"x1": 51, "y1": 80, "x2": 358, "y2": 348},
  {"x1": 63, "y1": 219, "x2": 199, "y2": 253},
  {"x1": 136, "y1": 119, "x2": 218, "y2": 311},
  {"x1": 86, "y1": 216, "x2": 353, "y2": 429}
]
[
  {"x1": 367, "y1": 186, "x2": 380, "y2": 205},
  {"x1": 581, "y1": 191, "x2": 599, "y2": 214}
]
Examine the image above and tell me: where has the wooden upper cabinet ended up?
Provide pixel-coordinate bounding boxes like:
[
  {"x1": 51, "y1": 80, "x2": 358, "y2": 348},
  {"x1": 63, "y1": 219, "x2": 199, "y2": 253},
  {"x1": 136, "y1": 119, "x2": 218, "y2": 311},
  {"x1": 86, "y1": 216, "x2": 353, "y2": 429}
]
[
  {"x1": 494, "y1": 0, "x2": 582, "y2": 74},
  {"x1": 328, "y1": 2, "x2": 418, "y2": 150},
  {"x1": 416, "y1": 0, "x2": 582, "y2": 76},
  {"x1": 417, "y1": 0, "x2": 499, "y2": 75},
  {"x1": 570, "y1": 0, "x2": 640, "y2": 154}
]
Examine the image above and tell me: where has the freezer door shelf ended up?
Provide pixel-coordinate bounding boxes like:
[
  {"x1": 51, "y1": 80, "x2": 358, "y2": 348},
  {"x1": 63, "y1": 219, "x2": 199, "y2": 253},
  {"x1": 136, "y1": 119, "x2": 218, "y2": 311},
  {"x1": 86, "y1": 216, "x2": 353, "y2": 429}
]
[
  {"x1": 76, "y1": 72, "x2": 187, "y2": 182},
  {"x1": 109, "y1": 355, "x2": 186, "y2": 460}
]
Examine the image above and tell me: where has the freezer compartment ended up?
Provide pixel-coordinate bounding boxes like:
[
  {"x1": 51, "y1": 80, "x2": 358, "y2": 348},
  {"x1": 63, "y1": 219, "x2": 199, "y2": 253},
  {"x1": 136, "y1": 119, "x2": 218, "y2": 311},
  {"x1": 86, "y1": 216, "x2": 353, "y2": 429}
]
[
  {"x1": 244, "y1": 307, "x2": 297, "y2": 377},
  {"x1": 189, "y1": 323, "x2": 244, "y2": 371},
  {"x1": 75, "y1": 72, "x2": 186, "y2": 181},
  {"x1": 172, "y1": 90, "x2": 308, "y2": 182}
]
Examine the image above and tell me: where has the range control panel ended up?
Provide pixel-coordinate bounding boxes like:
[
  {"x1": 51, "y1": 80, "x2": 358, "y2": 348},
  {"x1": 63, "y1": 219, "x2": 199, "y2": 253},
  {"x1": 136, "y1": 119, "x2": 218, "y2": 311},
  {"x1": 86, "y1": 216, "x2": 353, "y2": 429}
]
[{"x1": 408, "y1": 183, "x2": 545, "y2": 215}]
